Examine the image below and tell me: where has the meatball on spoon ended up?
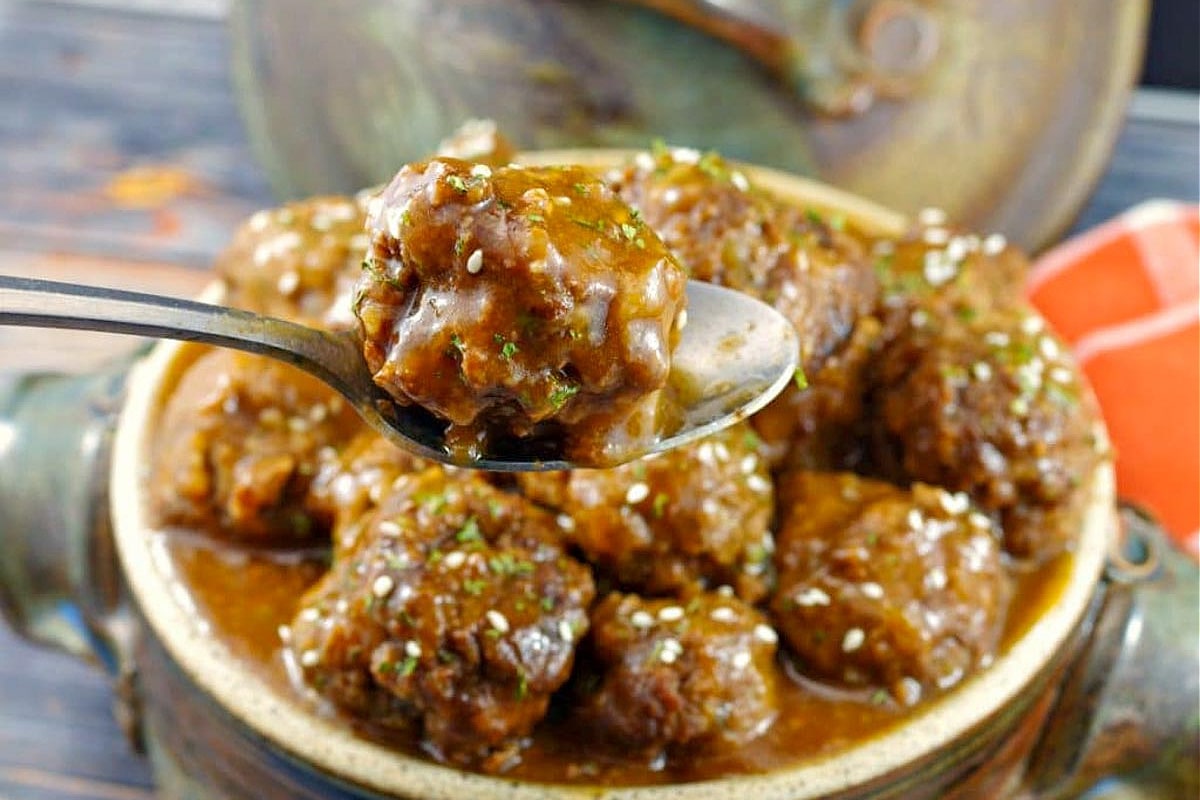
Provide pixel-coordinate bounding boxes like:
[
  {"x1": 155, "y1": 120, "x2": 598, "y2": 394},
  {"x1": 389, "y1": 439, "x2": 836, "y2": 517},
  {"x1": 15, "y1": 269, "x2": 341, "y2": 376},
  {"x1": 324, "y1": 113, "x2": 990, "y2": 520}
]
[{"x1": 0, "y1": 275, "x2": 796, "y2": 470}]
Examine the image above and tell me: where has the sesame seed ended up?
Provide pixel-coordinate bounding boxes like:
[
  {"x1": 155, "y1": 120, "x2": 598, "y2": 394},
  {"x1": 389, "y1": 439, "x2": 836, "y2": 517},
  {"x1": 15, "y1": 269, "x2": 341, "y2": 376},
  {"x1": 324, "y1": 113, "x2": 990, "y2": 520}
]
[
  {"x1": 753, "y1": 624, "x2": 778, "y2": 644},
  {"x1": 946, "y1": 237, "x2": 969, "y2": 263},
  {"x1": 1039, "y1": 336, "x2": 1060, "y2": 360},
  {"x1": 923, "y1": 227, "x2": 949, "y2": 246},
  {"x1": 939, "y1": 490, "x2": 970, "y2": 515},
  {"x1": 277, "y1": 270, "x2": 300, "y2": 294},
  {"x1": 378, "y1": 520, "x2": 403, "y2": 537},
  {"x1": 1010, "y1": 397, "x2": 1030, "y2": 417},
  {"x1": 466, "y1": 248, "x2": 484, "y2": 274},
  {"x1": 372, "y1": 574, "x2": 395, "y2": 598},
  {"x1": 969, "y1": 511, "x2": 992, "y2": 530},
  {"x1": 873, "y1": 239, "x2": 896, "y2": 257},
  {"x1": 907, "y1": 508, "x2": 924, "y2": 531},
  {"x1": 842, "y1": 628, "x2": 865, "y2": 652},
  {"x1": 300, "y1": 649, "x2": 320, "y2": 668},
  {"x1": 709, "y1": 607, "x2": 738, "y2": 623},
  {"x1": 334, "y1": 599, "x2": 349, "y2": 614},
  {"x1": 277, "y1": 624, "x2": 292, "y2": 643},
  {"x1": 672, "y1": 147, "x2": 701, "y2": 164},
  {"x1": 985, "y1": 331, "x2": 1010, "y2": 347},
  {"x1": 657, "y1": 605, "x2": 685, "y2": 622},
  {"x1": 716, "y1": 585, "x2": 735, "y2": 597},
  {"x1": 918, "y1": 207, "x2": 947, "y2": 226},
  {"x1": 972, "y1": 361, "x2": 993, "y2": 381},
  {"x1": 625, "y1": 482, "x2": 651, "y2": 504},
  {"x1": 405, "y1": 640, "x2": 422, "y2": 658},
  {"x1": 730, "y1": 171, "x2": 750, "y2": 191},
  {"x1": 470, "y1": 164, "x2": 492, "y2": 178},
  {"x1": 923, "y1": 249, "x2": 957, "y2": 285},
  {"x1": 860, "y1": 582, "x2": 885, "y2": 600},
  {"x1": 701, "y1": 498, "x2": 719, "y2": 515},
  {"x1": 910, "y1": 309, "x2": 930, "y2": 329},
  {"x1": 1050, "y1": 366, "x2": 1074, "y2": 384},
  {"x1": 486, "y1": 610, "x2": 510, "y2": 634},
  {"x1": 897, "y1": 677, "x2": 923, "y2": 706},
  {"x1": 287, "y1": 416, "x2": 311, "y2": 433},
  {"x1": 697, "y1": 442, "x2": 716, "y2": 466},
  {"x1": 659, "y1": 647, "x2": 678, "y2": 664},
  {"x1": 630, "y1": 610, "x2": 654, "y2": 629},
  {"x1": 983, "y1": 233, "x2": 1007, "y2": 255},
  {"x1": 309, "y1": 403, "x2": 328, "y2": 423},
  {"x1": 731, "y1": 651, "x2": 752, "y2": 670},
  {"x1": 442, "y1": 551, "x2": 466, "y2": 569},
  {"x1": 556, "y1": 514, "x2": 576, "y2": 532},
  {"x1": 258, "y1": 407, "x2": 284, "y2": 426},
  {"x1": 925, "y1": 568, "x2": 948, "y2": 590},
  {"x1": 747, "y1": 475, "x2": 771, "y2": 494},
  {"x1": 1020, "y1": 315, "x2": 1044, "y2": 335},
  {"x1": 298, "y1": 608, "x2": 320, "y2": 622},
  {"x1": 793, "y1": 587, "x2": 832, "y2": 607},
  {"x1": 635, "y1": 152, "x2": 655, "y2": 171},
  {"x1": 559, "y1": 619, "x2": 574, "y2": 642}
]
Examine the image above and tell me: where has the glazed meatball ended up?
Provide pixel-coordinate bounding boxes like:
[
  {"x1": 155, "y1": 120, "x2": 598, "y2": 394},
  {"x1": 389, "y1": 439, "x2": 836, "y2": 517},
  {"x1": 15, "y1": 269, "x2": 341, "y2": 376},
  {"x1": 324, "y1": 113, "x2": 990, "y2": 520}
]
[
  {"x1": 518, "y1": 423, "x2": 775, "y2": 602},
  {"x1": 870, "y1": 307, "x2": 1104, "y2": 560},
  {"x1": 751, "y1": 316, "x2": 884, "y2": 472},
  {"x1": 771, "y1": 472, "x2": 1008, "y2": 704},
  {"x1": 609, "y1": 145, "x2": 877, "y2": 376},
  {"x1": 306, "y1": 430, "x2": 431, "y2": 551},
  {"x1": 578, "y1": 592, "x2": 779, "y2": 756},
  {"x1": 216, "y1": 195, "x2": 369, "y2": 329},
  {"x1": 151, "y1": 349, "x2": 361, "y2": 543},
  {"x1": 355, "y1": 157, "x2": 688, "y2": 466},
  {"x1": 870, "y1": 217, "x2": 1029, "y2": 331},
  {"x1": 288, "y1": 468, "x2": 595, "y2": 771}
]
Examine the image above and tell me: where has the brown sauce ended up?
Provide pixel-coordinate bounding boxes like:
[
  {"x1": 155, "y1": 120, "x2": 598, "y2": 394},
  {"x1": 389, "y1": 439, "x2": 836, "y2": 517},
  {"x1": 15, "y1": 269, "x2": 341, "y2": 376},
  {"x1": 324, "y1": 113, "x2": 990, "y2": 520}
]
[{"x1": 160, "y1": 532, "x2": 1072, "y2": 786}]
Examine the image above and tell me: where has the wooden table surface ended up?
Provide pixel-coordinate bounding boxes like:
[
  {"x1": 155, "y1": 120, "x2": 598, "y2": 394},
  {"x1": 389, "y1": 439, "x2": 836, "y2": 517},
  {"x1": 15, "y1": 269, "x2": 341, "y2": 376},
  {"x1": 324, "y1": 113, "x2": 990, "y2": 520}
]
[{"x1": 0, "y1": 1, "x2": 1196, "y2": 798}]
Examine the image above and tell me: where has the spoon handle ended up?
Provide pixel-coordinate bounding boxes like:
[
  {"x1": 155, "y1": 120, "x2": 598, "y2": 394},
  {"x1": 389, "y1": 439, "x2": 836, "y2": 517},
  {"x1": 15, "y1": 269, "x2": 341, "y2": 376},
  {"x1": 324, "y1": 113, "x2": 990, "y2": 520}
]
[{"x1": 0, "y1": 275, "x2": 364, "y2": 394}]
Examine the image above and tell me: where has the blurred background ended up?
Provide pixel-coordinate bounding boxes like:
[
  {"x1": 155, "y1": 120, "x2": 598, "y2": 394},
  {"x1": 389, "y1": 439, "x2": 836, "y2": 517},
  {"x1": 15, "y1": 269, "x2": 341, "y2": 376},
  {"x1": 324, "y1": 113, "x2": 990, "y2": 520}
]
[{"x1": 0, "y1": 1, "x2": 1197, "y2": 798}]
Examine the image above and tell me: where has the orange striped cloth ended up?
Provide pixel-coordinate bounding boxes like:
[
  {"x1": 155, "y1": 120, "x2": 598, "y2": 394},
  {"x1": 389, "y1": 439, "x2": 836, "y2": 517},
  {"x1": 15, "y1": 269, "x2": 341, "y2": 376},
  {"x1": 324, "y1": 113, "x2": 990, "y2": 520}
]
[{"x1": 1027, "y1": 201, "x2": 1199, "y2": 558}]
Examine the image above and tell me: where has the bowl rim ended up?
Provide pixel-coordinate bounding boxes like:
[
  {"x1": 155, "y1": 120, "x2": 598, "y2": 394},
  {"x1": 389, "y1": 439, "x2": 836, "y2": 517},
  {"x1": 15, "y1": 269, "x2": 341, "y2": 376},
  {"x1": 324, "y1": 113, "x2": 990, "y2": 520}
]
[{"x1": 109, "y1": 151, "x2": 1115, "y2": 800}]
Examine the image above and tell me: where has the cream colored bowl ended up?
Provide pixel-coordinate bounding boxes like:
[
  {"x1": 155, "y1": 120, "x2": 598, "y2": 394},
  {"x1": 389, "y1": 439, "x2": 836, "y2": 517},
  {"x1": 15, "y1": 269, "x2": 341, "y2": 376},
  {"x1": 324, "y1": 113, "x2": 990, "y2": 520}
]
[{"x1": 110, "y1": 153, "x2": 1115, "y2": 799}]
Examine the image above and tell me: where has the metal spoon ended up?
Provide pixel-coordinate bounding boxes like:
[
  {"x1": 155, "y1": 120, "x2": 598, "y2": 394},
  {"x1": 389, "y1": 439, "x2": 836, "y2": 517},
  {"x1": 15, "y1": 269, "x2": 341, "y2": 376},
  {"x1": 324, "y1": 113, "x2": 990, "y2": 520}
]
[{"x1": 0, "y1": 275, "x2": 798, "y2": 471}]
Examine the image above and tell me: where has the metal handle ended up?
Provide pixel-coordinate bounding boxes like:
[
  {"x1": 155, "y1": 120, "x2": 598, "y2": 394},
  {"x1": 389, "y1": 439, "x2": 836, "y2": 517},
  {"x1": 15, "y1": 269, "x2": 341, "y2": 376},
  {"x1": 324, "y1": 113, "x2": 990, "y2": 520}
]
[
  {"x1": 0, "y1": 275, "x2": 365, "y2": 399},
  {"x1": 618, "y1": 0, "x2": 941, "y2": 116},
  {"x1": 0, "y1": 362, "x2": 144, "y2": 747},
  {"x1": 1022, "y1": 506, "x2": 1200, "y2": 799}
]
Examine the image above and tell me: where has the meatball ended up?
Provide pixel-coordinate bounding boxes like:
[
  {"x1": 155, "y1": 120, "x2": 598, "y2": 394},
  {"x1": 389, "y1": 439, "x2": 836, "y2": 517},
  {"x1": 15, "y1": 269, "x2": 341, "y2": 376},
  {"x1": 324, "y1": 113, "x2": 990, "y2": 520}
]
[
  {"x1": 216, "y1": 195, "x2": 369, "y2": 329},
  {"x1": 578, "y1": 591, "x2": 779, "y2": 756},
  {"x1": 288, "y1": 468, "x2": 595, "y2": 771},
  {"x1": 751, "y1": 315, "x2": 884, "y2": 472},
  {"x1": 870, "y1": 217, "x2": 1029, "y2": 332},
  {"x1": 771, "y1": 472, "x2": 1008, "y2": 704},
  {"x1": 151, "y1": 349, "x2": 361, "y2": 543},
  {"x1": 870, "y1": 307, "x2": 1104, "y2": 560},
  {"x1": 355, "y1": 157, "x2": 688, "y2": 466},
  {"x1": 306, "y1": 430, "x2": 431, "y2": 551},
  {"x1": 608, "y1": 145, "x2": 877, "y2": 376},
  {"x1": 517, "y1": 423, "x2": 775, "y2": 602}
]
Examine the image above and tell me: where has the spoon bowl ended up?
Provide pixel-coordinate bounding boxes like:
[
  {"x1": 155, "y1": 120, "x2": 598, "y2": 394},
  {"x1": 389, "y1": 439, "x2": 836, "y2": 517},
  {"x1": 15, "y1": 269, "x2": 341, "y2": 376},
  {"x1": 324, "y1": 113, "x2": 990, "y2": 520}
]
[{"x1": 0, "y1": 275, "x2": 797, "y2": 470}]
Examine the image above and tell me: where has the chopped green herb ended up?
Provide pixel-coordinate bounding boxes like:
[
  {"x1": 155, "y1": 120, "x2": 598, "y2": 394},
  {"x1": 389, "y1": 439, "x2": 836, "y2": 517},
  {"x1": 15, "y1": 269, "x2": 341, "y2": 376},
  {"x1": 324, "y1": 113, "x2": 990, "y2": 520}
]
[
  {"x1": 620, "y1": 222, "x2": 639, "y2": 241},
  {"x1": 793, "y1": 366, "x2": 810, "y2": 391},
  {"x1": 805, "y1": 208, "x2": 824, "y2": 226},
  {"x1": 527, "y1": 213, "x2": 544, "y2": 223},
  {"x1": 572, "y1": 182, "x2": 590, "y2": 196},
  {"x1": 870, "y1": 689, "x2": 891, "y2": 706},
  {"x1": 417, "y1": 491, "x2": 448, "y2": 514},
  {"x1": 652, "y1": 493, "x2": 670, "y2": 519},
  {"x1": 456, "y1": 516, "x2": 483, "y2": 544},
  {"x1": 448, "y1": 334, "x2": 466, "y2": 357},
  {"x1": 515, "y1": 670, "x2": 529, "y2": 700},
  {"x1": 540, "y1": 595, "x2": 555, "y2": 612},
  {"x1": 501, "y1": 341, "x2": 519, "y2": 360},
  {"x1": 463, "y1": 578, "x2": 488, "y2": 596},
  {"x1": 548, "y1": 381, "x2": 580, "y2": 410},
  {"x1": 446, "y1": 175, "x2": 468, "y2": 192}
]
